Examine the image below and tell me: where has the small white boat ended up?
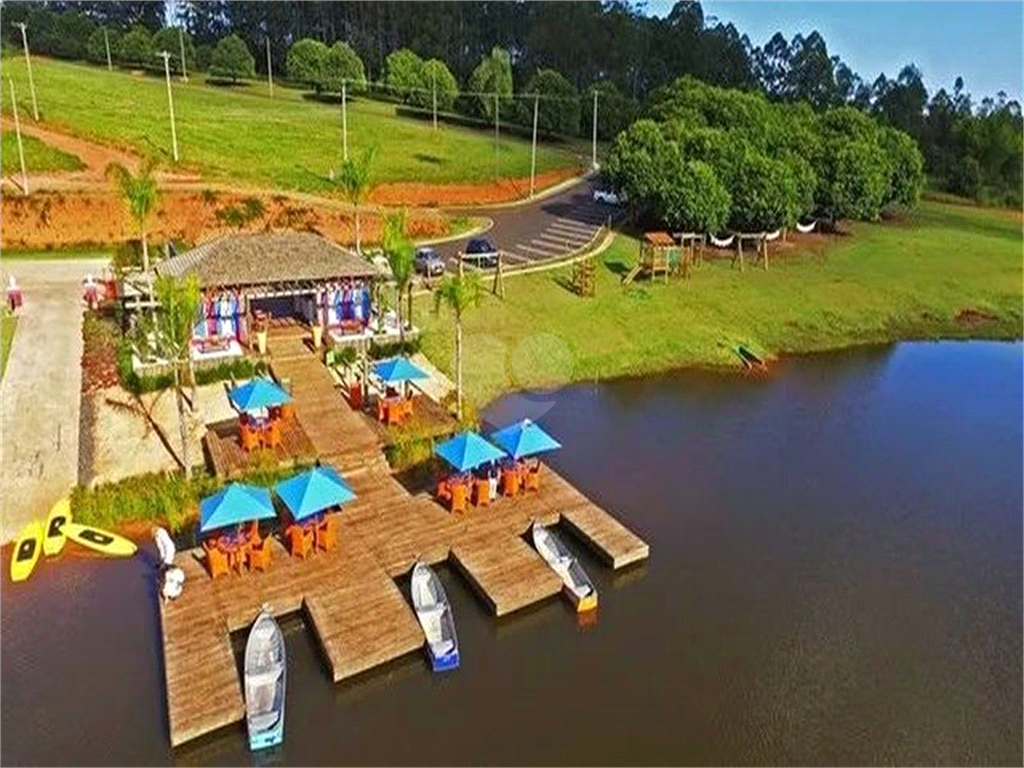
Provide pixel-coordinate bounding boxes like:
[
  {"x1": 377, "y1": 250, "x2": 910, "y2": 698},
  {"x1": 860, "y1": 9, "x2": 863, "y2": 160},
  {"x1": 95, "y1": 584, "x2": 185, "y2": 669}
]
[
  {"x1": 531, "y1": 522, "x2": 598, "y2": 612},
  {"x1": 244, "y1": 609, "x2": 286, "y2": 751},
  {"x1": 411, "y1": 561, "x2": 460, "y2": 671}
]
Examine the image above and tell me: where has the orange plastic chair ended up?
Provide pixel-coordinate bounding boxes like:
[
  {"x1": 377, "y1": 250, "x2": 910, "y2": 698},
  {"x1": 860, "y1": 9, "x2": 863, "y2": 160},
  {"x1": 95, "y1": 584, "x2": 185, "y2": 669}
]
[
  {"x1": 247, "y1": 538, "x2": 272, "y2": 572},
  {"x1": 315, "y1": 514, "x2": 340, "y2": 552},
  {"x1": 401, "y1": 397, "x2": 414, "y2": 420},
  {"x1": 285, "y1": 525, "x2": 313, "y2": 559},
  {"x1": 204, "y1": 542, "x2": 230, "y2": 579},
  {"x1": 473, "y1": 478, "x2": 490, "y2": 507},
  {"x1": 501, "y1": 469, "x2": 520, "y2": 497},
  {"x1": 280, "y1": 402, "x2": 296, "y2": 421},
  {"x1": 450, "y1": 483, "x2": 469, "y2": 514},
  {"x1": 261, "y1": 420, "x2": 281, "y2": 449},
  {"x1": 386, "y1": 401, "x2": 403, "y2": 426},
  {"x1": 436, "y1": 478, "x2": 452, "y2": 504},
  {"x1": 240, "y1": 423, "x2": 261, "y2": 452},
  {"x1": 524, "y1": 466, "x2": 541, "y2": 492}
]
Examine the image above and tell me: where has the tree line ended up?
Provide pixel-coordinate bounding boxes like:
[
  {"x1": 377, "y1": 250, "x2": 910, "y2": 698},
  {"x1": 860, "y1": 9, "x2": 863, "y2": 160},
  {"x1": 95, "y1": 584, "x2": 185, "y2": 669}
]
[{"x1": 3, "y1": 0, "x2": 1020, "y2": 205}]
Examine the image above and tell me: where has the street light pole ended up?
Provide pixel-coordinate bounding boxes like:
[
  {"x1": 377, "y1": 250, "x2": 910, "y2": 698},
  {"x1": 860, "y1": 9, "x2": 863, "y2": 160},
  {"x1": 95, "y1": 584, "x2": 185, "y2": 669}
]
[
  {"x1": 266, "y1": 38, "x2": 273, "y2": 98},
  {"x1": 341, "y1": 79, "x2": 348, "y2": 161},
  {"x1": 178, "y1": 28, "x2": 188, "y2": 82},
  {"x1": 103, "y1": 28, "x2": 112, "y2": 71},
  {"x1": 592, "y1": 90, "x2": 598, "y2": 169},
  {"x1": 15, "y1": 23, "x2": 39, "y2": 121},
  {"x1": 530, "y1": 95, "x2": 539, "y2": 198},
  {"x1": 8, "y1": 78, "x2": 28, "y2": 195},
  {"x1": 157, "y1": 51, "x2": 179, "y2": 162},
  {"x1": 432, "y1": 67, "x2": 437, "y2": 130}
]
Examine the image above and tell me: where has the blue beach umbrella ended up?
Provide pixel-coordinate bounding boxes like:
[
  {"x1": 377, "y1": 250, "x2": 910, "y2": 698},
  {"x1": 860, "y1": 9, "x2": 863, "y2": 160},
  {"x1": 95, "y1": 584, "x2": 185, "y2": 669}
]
[
  {"x1": 373, "y1": 357, "x2": 429, "y2": 385},
  {"x1": 274, "y1": 466, "x2": 356, "y2": 522},
  {"x1": 434, "y1": 431, "x2": 506, "y2": 472},
  {"x1": 228, "y1": 377, "x2": 291, "y2": 412},
  {"x1": 490, "y1": 418, "x2": 562, "y2": 459},
  {"x1": 199, "y1": 483, "x2": 276, "y2": 532}
]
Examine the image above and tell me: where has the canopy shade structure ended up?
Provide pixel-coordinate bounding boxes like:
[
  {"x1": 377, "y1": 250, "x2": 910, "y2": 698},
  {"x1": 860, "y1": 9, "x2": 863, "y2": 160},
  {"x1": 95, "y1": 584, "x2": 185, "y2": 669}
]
[
  {"x1": 274, "y1": 466, "x2": 356, "y2": 521},
  {"x1": 373, "y1": 357, "x2": 428, "y2": 385},
  {"x1": 434, "y1": 431, "x2": 507, "y2": 472},
  {"x1": 199, "y1": 483, "x2": 276, "y2": 532},
  {"x1": 228, "y1": 378, "x2": 292, "y2": 412},
  {"x1": 489, "y1": 418, "x2": 562, "y2": 459}
]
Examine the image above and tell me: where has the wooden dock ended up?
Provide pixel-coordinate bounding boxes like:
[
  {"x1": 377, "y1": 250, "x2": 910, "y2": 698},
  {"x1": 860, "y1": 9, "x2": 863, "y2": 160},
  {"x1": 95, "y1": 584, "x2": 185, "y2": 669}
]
[
  {"x1": 162, "y1": 338, "x2": 649, "y2": 747},
  {"x1": 203, "y1": 416, "x2": 318, "y2": 479}
]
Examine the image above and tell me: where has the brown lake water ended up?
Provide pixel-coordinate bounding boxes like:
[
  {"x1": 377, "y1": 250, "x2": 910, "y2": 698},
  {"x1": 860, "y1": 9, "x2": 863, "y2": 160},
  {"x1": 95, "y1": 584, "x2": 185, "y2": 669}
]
[{"x1": 2, "y1": 341, "x2": 1021, "y2": 766}]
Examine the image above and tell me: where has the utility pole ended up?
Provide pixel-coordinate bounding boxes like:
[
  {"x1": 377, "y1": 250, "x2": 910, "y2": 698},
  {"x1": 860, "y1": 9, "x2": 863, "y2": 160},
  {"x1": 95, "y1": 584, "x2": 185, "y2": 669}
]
[
  {"x1": 529, "y1": 95, "x2": 539, "y2": 198},
  {"x1": 266, "y1": 37, "x2": 273, "y2": 98},
  {"x1": 15, "y1": 23, "x2": 38, "y2": 121},
  {"x1": 592, "y1": 90, "x2": 598, "y2": 169},
  {"x1": 8, "y1": 78, "x2": 28, "y2": 195},
  {"x1": 103, "y1": 28, "x2": 112, "y2": 71},
  {"x1": 178, "y1": 27, "x2": 188, "y2": 82},
  {"x1": 431, "y1": 66, "x2": 437, "y2": 130},
  {"x1": 157, "y1": 51, "x2": 179, "y2": 162},
  {"x1": 341, "y1": 79, "x2": 348, "y2": 161},
  {"x1": 493, "y1": 92, "x2": 499, "y2": 177}
]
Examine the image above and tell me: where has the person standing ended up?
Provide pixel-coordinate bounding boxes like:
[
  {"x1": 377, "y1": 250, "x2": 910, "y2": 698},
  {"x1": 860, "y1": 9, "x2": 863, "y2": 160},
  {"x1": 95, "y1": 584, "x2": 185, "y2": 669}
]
[{"x1": 6, "y1": 275, "x2": 22, "y2": 313}]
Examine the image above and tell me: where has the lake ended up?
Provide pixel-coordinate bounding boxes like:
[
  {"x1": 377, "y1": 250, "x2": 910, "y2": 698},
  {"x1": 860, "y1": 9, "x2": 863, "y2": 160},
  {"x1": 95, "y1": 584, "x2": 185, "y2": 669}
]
[{"x1": 2, "y1": 341, "x2": 1020, "y2": 765}]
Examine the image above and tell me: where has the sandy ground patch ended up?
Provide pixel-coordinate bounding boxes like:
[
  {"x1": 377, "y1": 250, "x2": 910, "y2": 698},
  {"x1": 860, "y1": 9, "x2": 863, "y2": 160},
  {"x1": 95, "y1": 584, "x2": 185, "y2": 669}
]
[{"x1": 84, "y1": 380, "x2": 241, "y2": 486}]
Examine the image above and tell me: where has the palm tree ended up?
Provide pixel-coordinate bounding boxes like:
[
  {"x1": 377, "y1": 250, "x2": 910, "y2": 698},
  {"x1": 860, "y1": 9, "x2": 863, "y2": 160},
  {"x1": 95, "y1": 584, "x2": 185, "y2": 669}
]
[
  {"x1": 106, "y1": 159, "x2": 160, "y2": 299},
  {"x1": 383, "y1": 210, "x2": 415, "y2": 349},
  {"x1": 433, "y1": 271, "x2": 483, "y2": 421},
  {"x1": 336, "y1": 146, "x2": 376, "y2": 254},
  {"x1": 131, "y1": 274, "x2": 201, "y2": 474}
]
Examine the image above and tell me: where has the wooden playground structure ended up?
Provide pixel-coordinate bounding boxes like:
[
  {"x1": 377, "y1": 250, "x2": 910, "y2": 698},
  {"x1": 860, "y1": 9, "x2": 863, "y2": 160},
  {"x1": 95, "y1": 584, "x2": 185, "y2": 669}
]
[{"x1": 622, "y1": 231, "x2": 707, "y2": 284}]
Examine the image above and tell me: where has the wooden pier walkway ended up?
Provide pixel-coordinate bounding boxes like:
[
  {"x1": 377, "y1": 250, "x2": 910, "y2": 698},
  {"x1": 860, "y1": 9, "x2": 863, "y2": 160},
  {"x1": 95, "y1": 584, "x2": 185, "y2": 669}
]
[{"x1": 161, "y1": 336, "x2": 649, "y2": 747}]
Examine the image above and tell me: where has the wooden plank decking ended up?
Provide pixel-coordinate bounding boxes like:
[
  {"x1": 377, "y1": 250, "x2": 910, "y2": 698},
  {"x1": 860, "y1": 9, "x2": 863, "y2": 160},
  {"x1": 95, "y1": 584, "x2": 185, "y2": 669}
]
[
  {"x1": 163, "y1": 339, "x2": 650, "y2": 748},
  {"x1": 203, "y1": 417, "x2": 318, "y2": 479}
]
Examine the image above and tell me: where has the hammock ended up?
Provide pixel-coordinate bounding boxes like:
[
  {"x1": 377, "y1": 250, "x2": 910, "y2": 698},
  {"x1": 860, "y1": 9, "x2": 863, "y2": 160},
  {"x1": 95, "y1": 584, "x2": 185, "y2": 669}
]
[
  {"x1": 796, "y1": 220, "x2": 817, "y2": 234},
  {"x1": 764, "y1": 229, "x2": 782, "y2": 241},
  {"x1": 708, "y1": 234, "x2": 735, "y2": 248}
]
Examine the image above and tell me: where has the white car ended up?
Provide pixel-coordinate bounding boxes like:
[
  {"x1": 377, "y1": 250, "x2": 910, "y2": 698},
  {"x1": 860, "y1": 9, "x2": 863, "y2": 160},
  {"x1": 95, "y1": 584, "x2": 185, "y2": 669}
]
[{"x1": 592, "y1": 189, "x2": 620, "y2": 205}]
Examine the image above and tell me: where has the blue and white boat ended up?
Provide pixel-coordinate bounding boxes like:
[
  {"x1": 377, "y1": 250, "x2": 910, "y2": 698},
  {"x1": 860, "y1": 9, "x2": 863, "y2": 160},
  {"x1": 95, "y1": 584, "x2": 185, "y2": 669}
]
[
  {"x1": 244, "y1": 608, "x2": 286, "y2": 751},
  {"x1": 411, "y1": 561, "x2": 460, "y2": 671}
]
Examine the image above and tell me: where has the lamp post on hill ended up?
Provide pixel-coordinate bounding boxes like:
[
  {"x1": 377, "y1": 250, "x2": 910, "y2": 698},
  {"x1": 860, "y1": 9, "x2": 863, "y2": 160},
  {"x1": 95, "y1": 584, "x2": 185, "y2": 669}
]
[
  {"x1": 157, "y1": 51, "x2": 180, "y2": 162},
  {"x1": 13, "y1": 22, "x2": 38, "y2": 121},
  {"x1": 178, "y1": 28, "x2": 189, "y2": 82}
]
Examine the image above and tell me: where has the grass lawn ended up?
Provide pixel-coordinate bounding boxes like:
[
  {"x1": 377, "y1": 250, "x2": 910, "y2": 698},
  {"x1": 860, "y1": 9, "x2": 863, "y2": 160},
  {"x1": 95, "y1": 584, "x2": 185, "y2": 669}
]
[
  {"x1": 417, "y1": 200, "x2": 1023, "y2": 406},
  {"x1": 1, "y1": 311, "x2": 17, "y2": 380},
  {"x1": 0, "y1": 57, "x2": 583, "y2": 193},
  {"x1": 0, "y1": 130, "x2": 84, "y2": 174}
]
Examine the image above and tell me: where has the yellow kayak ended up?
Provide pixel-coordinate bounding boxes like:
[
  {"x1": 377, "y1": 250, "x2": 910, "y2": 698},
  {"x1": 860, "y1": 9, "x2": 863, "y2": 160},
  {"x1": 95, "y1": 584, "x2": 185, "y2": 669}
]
[
  {"x1": 42, "y1": 498, "x2": 72, "y2": 557},
  {"x1": 11, "y1": 520, "x2": 44, "y2": 582},
  {"x1": 63, "y1": 523, "x2": 137, "y2": 557}
]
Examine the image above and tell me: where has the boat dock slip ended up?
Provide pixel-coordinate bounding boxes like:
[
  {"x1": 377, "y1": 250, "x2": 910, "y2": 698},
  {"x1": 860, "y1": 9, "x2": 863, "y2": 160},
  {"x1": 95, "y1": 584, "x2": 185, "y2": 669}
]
[{"x1": 161, "y1": 336, "x2": 649, "y2": 748}]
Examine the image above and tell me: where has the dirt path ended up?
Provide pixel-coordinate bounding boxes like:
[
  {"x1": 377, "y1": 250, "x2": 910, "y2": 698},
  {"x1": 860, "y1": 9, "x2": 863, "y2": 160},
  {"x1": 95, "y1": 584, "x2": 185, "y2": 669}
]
[
  {"x1": 0, "y1": 258, "x2": 107, "y2": 544},
  {"x1": 0, "y1": 118, "x2": 200, "y2": 186}
]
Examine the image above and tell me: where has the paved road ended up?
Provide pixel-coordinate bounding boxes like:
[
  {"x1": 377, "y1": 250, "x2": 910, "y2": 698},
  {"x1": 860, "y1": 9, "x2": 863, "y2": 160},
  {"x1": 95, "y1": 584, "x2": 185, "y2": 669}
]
[
  {"x1": 434, "y1": 176, "x2": 619, "y2": 271},
  {"x1": 0, "y1": 259, "x2": 107, "y2": 544}
]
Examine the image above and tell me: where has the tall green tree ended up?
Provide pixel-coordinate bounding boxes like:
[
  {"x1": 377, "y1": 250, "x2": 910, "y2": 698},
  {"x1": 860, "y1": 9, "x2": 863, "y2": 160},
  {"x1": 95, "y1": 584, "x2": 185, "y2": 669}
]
[
  {"x1": 324, "y1": 41, "x2": 366, "y2": 93},
  {"x1": 384, "y1": 48, "x2": 426, "y2": 102},
  {"x1": 120, "y1": 26, "x2": 154, "y2": 68},
  {"x1": 434, "y1": 271, "x2": 483, "y2": 421},
  {"x1": 414, "y1": 59, "x2": 460, "y2": 111},
  {"x1": 153, "y1": 27, "x2": 196, "y2": 75},
  {"x1": 382, "y1": 211, "x2": 416, "y2": 348},
  {"x1": 86, "y1": 27, "x2": 121, "y2": 65},
  {"x1": 131, "y1": 275, "x2": 202, "y2": 474},
  {"x1": 106, "y1": 159, "x2": 160, "y2": 299},
  {"x1": 286, "y1": 38, "x2": 329, "y2": 92},
  {"x1": 335, "y1": 146, "x2": 376, "y2": 254},
  {"x1": 468, "y1": 46, "x2": 513, "y2": 121},
  {"x1": 521, "y1": 68, "x2": 581, "y2": 138},
  {"x1": 209, "y1": 34, "x2": 255, "y2": 82}
]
